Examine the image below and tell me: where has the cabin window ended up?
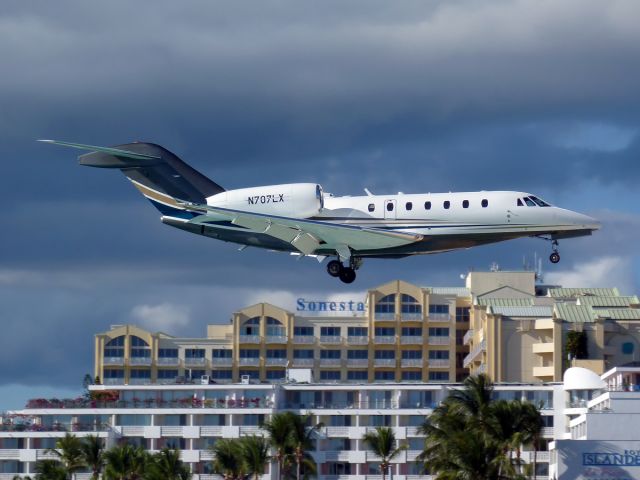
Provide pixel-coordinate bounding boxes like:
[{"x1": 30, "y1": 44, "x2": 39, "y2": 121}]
[
  {"x1": 517, "y1": 198, "x2": 524, "y2": 206},
  {"x1": 443, "y1": 201, "x2": 450, "y2": 209},
  {"x1": 406, "y1": 202, "x2": 413, "y2": 211},
  {"x1": 424, "y1": 201, "x2": 431, "y2": 210},
  {"x1": 481, "y1": 199, "x2": 488, "y2": 208},
  {"x1": 524, "y1": 197, "x2": 536, "y2": 207},
  {"x1": 386, "y1": 202, "x2": 394, "y2": 212},
  {"x1": 368, "y1": 203, "x2": 375, "y2": 212},
  {"x1": 462, "y1": 200, "x2": 469, "y2": 208}
]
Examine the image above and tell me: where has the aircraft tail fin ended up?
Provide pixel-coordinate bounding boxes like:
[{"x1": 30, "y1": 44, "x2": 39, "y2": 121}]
[{"x1": 39, "y1": 140, "x2": 224, "y2": 216}]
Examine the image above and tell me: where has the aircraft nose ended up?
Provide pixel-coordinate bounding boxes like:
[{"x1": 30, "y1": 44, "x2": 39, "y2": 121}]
[{"x1": 564, "y1": 210, "x2": 601, "y2": 230}]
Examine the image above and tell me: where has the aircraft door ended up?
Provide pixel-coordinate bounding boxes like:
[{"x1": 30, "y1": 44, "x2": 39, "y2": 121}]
[{"x1": 384, "y1": 199, "x2": 397, "y2": 220}]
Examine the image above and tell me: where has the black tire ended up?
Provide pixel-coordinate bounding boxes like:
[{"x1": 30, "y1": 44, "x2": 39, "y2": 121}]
[
  {"x1": 326, "y1": 260, "x2": 342, "y2": 277},
  {"x1": 339, "y1": 267, "x2": 356, "y2": 284},
  {"x1": 550, "y1": 252, "x2": 560, "y2": 264}
]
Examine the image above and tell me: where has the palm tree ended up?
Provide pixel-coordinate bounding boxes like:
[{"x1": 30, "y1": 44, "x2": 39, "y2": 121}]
[
  {"x1": 80, "y1": 435, "x2": 104, "y2": 480},
  {"x1": 46, "y1": 433, "x2": 84, "y2": 479},
  {"x1": 146, "y1": 448, "x2": 191, "y2": 480},
  {"x1": 362, "y1": 427, "x2": 405, "y2": 480},
  {"x1": 34, "y1": 460, "x2": 67, "y2": 480},
  {"x1": 239, "y1": 436, "x2": 270, "y2": 480},
  {"x1": 211, "y1": 438, "x2": 245, "y2": 480},
  {"x1": 103, "y1": 443, "x2": 149, "y2": 480},
  {"x1": 261, "y1": 412, "x2": 294, "y2": 479},
  {"x1": 286, "y1": 413, "x2": 322, "y2": 480}
]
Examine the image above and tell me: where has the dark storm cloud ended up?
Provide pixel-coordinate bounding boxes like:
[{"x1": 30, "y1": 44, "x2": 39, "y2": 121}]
[{"x1": 2, "y1": 0, "x2": 640, "y2": 403}]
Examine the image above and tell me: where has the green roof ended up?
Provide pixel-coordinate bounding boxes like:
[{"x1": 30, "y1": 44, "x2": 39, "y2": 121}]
[
  {"x1": 595, "y1": 309, "x2": 640, "y2": 320},
  {"x1": 477, "y1": 298, "x2": 534, "y2": 307},
  {"x1": 577, "y1": 296, "x2": 640, "y2": 308},
  {"x1": 548, "y1": 287, "x2": 620, "y2": 298},
  {"x1": 554, "y1": 304, "x2": 596, "y2": 323}
]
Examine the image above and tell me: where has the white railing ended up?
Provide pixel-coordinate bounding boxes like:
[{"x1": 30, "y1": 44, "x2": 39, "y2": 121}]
[
  {"x1": 292, "y1": 358, "x2": 314, "y2": 366},
  {"x1": 103, "y1": 378, "x2": 124, "y2": 385},
  {"x1": 428, "y1": 312, "x2": 451, "y2": 321},
  {"x1": 347, "y1": 358, "x2": 369, "y2": 367},
  {"x1": 128, "y1": 378, "x2": 152, "y2": 385},
  {"x1": 325, "y1": 426, "x2": 351, "y2": 437},
  {"x1": 428, "y1": 336, "x2": 450, "y2": 346},
  {"x1": 406, "y1": 426, "x2": 421, "y2": 436},
  {"x1": 320, "y1": 358, "x2": 342, "y2": 366},
  {"x1": 121, "y1": 426, "x2": 145, "y2": 436},
  {"x1": 463, "y1": 329, "x2": 474, "y2": 345},
  {"x1": 401, "y1": 336, "x2": 423, "y2": 345},
  {"x1": 401, "y1": 312, "x2": 423, "y2": 321},
  {"x1": 0, "y1": 450, "x2": 19, "y2": 459},
  {"x1": 463, "y1": 339, "x2": 486, "y2": 367},
  {"x1": 375, "y1": 312, "x2": 396, "y2": 320},
  {"x1": 320, "y1": 336, "x2": 343, "y2": 344},
  {"x1": 239, "y1": 335, "x2": 260, "y2": 344},
  {"x1": 201, "y1": 426, "x2": 224, "y2": 436},
  {"x1": 239, "y1": 426, "x2": 263, "y2": 435},
  {"x1": 477, "y1": 364, "x2": 487, "y2": 374},
  {"x1": 347, "y1": 335, "x2": 369, "y2": 344},
  {"x1": 428, "y1": 359, "x2": 450, "y2": 368},
  {"x1": 36, "y1": 449, "x2": 59, "y2": 460},
  {"x1": 103, "y1": 356, "x2": 124, "y2": 366},
  {"x1": 374, "y1": 358, "x2": 396, "y2": 367},
  {"x1": 157, "y1": 357, "x2": 180, "y2": 366},
  {"x1": 129, "y1": 357, "x2": 152, "y2": 366},
  {"x1": 184, "y1": 357, "x2": 207, "y2": 366},
  {"x1": 265, "y1": 335, "x2": 287, "y2": 344},
  {"x1": 374, "y1": 336, "x2": 396, "y2": 344},
  {"x1": 293, "y1": 335, "x2": 315, "y2": 344},
  {"x1": 212, "y1": 357, "x2": 233, "y2": 367},
  {"x1": 401, "y1": 358, "x2": 423, "y2": 367},
  {"x1": 238, "y1": 358, "x2": 260, "y2": 366},
  {"x1": 161, "y1": 426, "x2": 184, "y2": 436},
  {"x1": 265, "y1": 358, "x2": 288, "y2": 366}
]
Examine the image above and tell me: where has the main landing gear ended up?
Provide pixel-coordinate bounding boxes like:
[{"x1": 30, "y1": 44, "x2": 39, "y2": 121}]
[
  {"x1": 549, "y1": 240, "x2": 560, "y2": 264},
  {"x1": 326, "y1": 257, "x2": 362, "y2": 284}
]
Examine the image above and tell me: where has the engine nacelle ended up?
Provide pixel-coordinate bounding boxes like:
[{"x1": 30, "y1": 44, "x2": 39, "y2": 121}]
[{"x1": 206, "y1": 183, "x2": 324, "y2": 218}]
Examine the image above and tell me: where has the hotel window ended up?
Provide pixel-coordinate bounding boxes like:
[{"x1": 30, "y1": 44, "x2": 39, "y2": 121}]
[
  {"x1": 348, "y1": 327, "x2": 368, "y2": 337},
  {"x1": 239, "y1": 349, "x2": 259, "y2": 358},
  {"x1": 294, "y1": 326, "x2": 313, "y2": 336},
  {"x1": 239, "y1": 370, "x2": 259, "y2": 379},
  {"x1": 242, "y1": 317, "x2": 260, "y2": 335},
  {"x1": 212, "y1": 349, "x2": 232, "y2": 359},
  {"x1": 428, "y1": 371, "x2": 449, "y2": 381},
  {"x1": 266, "y1": 349, "x2": 286, "y2": 358},
  {"x1": 402, "y1": 350, "x2": 422, "y2": 359},
  {"x1": 104, "y1": 336, "x2": 124, "y2": 357},
  {"x1": 428, "y1": 350, "x2": 449, "y2": 360},
  {"x1": 130, "y1": 336, "x2": 150, "y2": 358},
  {"x1": 103, "y1": 368, "x2": 124, "y2": 379},
  {"x1": 348, "y1": 350, "x2": 368, "y2": 359},
  {"x1": 424, "y1": 201, "x2": 431, "y2": 210},
  {"x1": 443, "y1": 200, "x2": 450, "y2": 209},
  {"x1": 374, "y1": 371, "x2": 395, "y2": 381},
  {"x1": 428, "y1": 327, "x2": 449, "y2": 337},
  {"x1": 456, "y1": 307, "x2": 470, "y2": 322},
  {"x1": 463, "y1": 200, "x2": 469, "y2": 208},
  {"x1": 130, "y1": 369, "x2": 151, "y2": 379},
  {"x1": 185, "y1": 349, "x2": 205, "y2": 358},
  {"x1": 375, "y1": 326, "x2": 395, "y2": 336},
  {"x1": 402, "y1": 327, "x2": 422, "y2": 337},
  {"x1": 370, "y1": 413, "x2": 392, "y2": 426},
  {"x1": 321, "y1": 350, "x2": 341, "y2": 359},
  {"x1": 320, "y1": 370, "x2": 341, "y2": 381},
  {"x1": 157, "y1": 370, "x2": 178, "y2": 380},
  {"x1": 212, "y1": 370, "x2": 232, "y2": 380},
  {"x1": 375, "y1": 350, "x2": 395, "y2": 359},
  {"x1": 375, "y1": 294, "x2": 396, "y2": 314},
  {"x1": 266, "y1": 370, "x2": 286, "y2": 380},
  {"x1": 401, "y1": 294, "x2": 422, "y2": 314},
  {"x1": 320, "y1": 326, "x2": 341, "y2": 337},
  {"x1": 189, "y1": 370, "x2": 206, "y2": 380},
  {"x1": 347, "y1": 371, "x2": 368, "y2": 381},
  {"x1": 429, "y1": 304, "x2": 449, "y2": 314},
  {"x1": 159, "y1": 348, "x2": 178, "y2": 358},
  {"x1": 402, "y1": 371, "x2": 422, "y2": 381},
  {"x1": 406, "y1": 202, "x2": 413, "y2": 210},
  {"x1": 482, "y1": 199, "x2": 488, "y2": 208},
  {"x1": 293, "y1": 349, "x2": 314, "y2": 359},
  {"x1": 266, "y1": 317, "x2": 285, "y2": 336}
]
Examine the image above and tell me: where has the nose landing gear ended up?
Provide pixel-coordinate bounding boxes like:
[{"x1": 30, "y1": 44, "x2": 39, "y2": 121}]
[
  {"x1": 326, "y1": 257, "x2": 362, "y2": 284},
  {"x1": 549, "y1": 240, "x2": 560, "y2": 264}
]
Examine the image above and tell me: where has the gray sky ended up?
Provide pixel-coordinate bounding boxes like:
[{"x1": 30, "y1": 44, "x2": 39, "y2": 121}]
[{"x1": 2, "y1": 0, "x2": 640, "y2": 409}]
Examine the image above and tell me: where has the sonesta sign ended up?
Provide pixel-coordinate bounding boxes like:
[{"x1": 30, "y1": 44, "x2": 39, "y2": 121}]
[{"x1": 296, "y1": 298, "x2": 365, "y2": 313}]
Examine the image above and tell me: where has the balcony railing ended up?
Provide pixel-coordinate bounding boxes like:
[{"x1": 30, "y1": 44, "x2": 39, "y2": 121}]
[
  {"x1": 401, "y1": 358, "x2": 423, "y2": 368},
  {"x1": 239, "y1": 335, "x2": 261, "y2": 344},
  {"x1": 346, "y1": 358, "x2": 369, "y2": 367},
  {"x1": 292, "y1": 358, "x2": 314, "y2": 367},
  {"x1": 429, "y1": 359, "x2": 450, "y2": 368},
  {"x1": 347, "y1": 335, "x2": 368, "y2": 344},
  {"x1": 463, "y1": 329, "x2": 473, "y2": 345},
  {"x1": 320, "y1": 335, "x2": 343, "y2": 344},
  {"x1": 128, "y1": 378, "x2": 152, "y2": 385},
  {"x1": 265, "y1": 335, "x2": 288, "y2": 344},
  {"x1": 463, "y1": 339, "x2": 486, "y2": 367},
  {"x1": 400, "y1": 336, "x2": 423, "y2": 345},
  {"x1": 375, "y1": 312, "x2": 396, "y2": 321},
  {"x1": 477, "y1": 364, "x2": 487, "y2": 374},
  {"x1": 129, "y1": 357, "x2": 152, "y2": 366},
  {"x1": 211, "y1": 357, "x2": 233, "y2": 367},
  {"x1": 293, "y1": 335, "x2": 315, "y2": 344},
  {"x1": 184, "y1": 357, "x2": 207, "y2": 367},
  {"x1": 265, "y1": 358, "x2": 288, "y2": 367},
  {"x1": 157, "y1": 357, "x2": 180, "y2": 366},
  {"x1": 374, "y1": 336, "x2": 396, "y2": 344},
  {"x1": 428, "y1": 336, "x2": 450, "y2": 346},
  {"x1": 401, "y1": 312, "x2": 423, "y2": 321},
  {"x1": 319, "y1": 358, "x2": 341, "y2": 366},
  {"x1": 238, "y1": 358, "x2": 260, "y2": 366},
  {"x1": 428, "y1": 313, "x2": 451, "y2": 322},
  {"x1": 103, "y1": 356, "x2": 124, "y2": 366},
  {"x1": 374, "y1": 358, "x2": 396, "y2": 367}
]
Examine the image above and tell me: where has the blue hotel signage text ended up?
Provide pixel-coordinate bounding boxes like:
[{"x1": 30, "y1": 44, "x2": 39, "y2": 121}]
[
  {"x1": 296, "y1": 298, "x2": 365, "y2": 313},
  {"x1": 584, "y1": 450, "x2": 640, "y2": 467}
]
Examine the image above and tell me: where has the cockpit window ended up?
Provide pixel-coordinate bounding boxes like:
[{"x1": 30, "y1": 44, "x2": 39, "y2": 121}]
[
  {"x1": 530, "y1": 196, "x2": 551, "y2": 207},
  {"x1": 517, "y1": 198, "x2": 524, "y2": 207},
  {"x1": 524, "y1": 197, "x2": 536, "y2": 207}
]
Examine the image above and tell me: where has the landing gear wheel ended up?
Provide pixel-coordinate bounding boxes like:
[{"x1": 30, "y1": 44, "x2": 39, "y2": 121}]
[
  {"x1": 326, "y1": 260, "x2": 342, "y2": 277},
  {"x1": 339, "y1": 267, "x2": 356, "y2": 284},
  {"x1": 549, "y1": 252, "x2": 560, "y2": 264}
]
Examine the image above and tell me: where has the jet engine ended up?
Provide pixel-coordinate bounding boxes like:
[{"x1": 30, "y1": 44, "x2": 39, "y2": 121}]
[{"x1": 206, "y1": 183, "x2": 324, "y2": 218}]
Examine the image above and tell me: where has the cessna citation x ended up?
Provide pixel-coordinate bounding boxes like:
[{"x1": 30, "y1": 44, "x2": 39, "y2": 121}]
[{"x1": 41, "y1": 140, "x2": 600, "y2": 284}]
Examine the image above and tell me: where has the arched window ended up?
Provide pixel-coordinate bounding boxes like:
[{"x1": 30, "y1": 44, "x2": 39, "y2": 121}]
[
  {"x1": 265, "y1": 317, "x2": 285, "y2": 337},
  {"x1": 243, "y1": 318, "x2": 260, "y2": 335},
  {"x1": 401, "y1": 294, "x2": 422, "y2": 315},
  {"x1": 622, "y1": 342, "x2": 635, "y2": 355},
  {"x1": 104, "y1": 336, "x2": 125, "y2": 358},
  {"x1": 375, "y1": 294, "x2": 396, "y2": 315},
  {"x1": 130, "y1": 336, "x2": 150, "y2": 358}
]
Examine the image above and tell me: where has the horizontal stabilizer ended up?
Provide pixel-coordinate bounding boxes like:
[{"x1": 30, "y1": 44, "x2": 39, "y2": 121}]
[{"x1": 38, "y1": 139, "x2": 162, "y2": 168}]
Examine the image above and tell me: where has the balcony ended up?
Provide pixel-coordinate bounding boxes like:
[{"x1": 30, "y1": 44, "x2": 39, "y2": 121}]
[
  {"x1": 103, "y1": 356, "x2": 124, "y2": 366},
  {"x1": 212, "y1": 357, "x2": 233, "y2": 367},
  {"x1": 293, "y1": 335, "x2": 315, "y2": 344},
  {"x1": 428, "y1": 313, "x2": 450, "y2": 322},
  {"x1": 157, "y1": 357, "x2": 180, "y2": 366},
  {"x1": 184, "y1": 357, "x2": 207, "y2": 367},
  {"x1": 320, "y1": 335, "x2": 342, "y2": 344},
  {"x1": 463, "y1": 329, "x2": 473, "y2": 345},
  {"x1": 129, "y1": 357, "x2": 152, "y2": 366},
  {"x1": 320, "y1": 358, "x2": 342, "y2": 367},
  {"x1": 128, "y1": 378, "x2": 152, "y2": 385},
  {"x1": 238, "y1": 358, "x2": 260, "y2": 367},
  {"x1": 532, "y1": 342, "x2": 554, "y2": 354},
  {"x1": 239, "y1": 335, "x2": 260, "y2": 344},
  {"x1": 533, "y1": 366, "x2": 554, "y2": 378},
  {"x1": 292, "y1": 358, "x2": 314, "y2": 367},
  {"x1": 374, "y1": 336, "x2": 396, "y2": 345},
  {"x1": 265, "y1": 335, "x2": 287, "y2": 344},
  {"x1": 401, "y1": 358, "x2": 423, "y2": 368},
  {"x1": 347, "y1": 335, "x2": 368, "y2": 345},
  {"x1": 375, "y1": 312, "x2": 396, "y2": 321},
  {"x1": 463, "y1": 339, "x2": 486, "y2": 367},
  {"x1": 401, "y1": 312, "x2": 423, "y2": 321},
  {"x1": 428, "y1": 336, "x2": 450, "y2": 346},
  {"x1": 346, "y1": 358, "x2": 368, "y2": 367},
  {"x1": 374, "y1": 358, "x2": 396, "y2": 367},
  {"x1": 401, "y1": 336, "x2": 423, "y2": 345},
  {"x1": 477, "y1": 364, "x2": 487, "y2": 374},
  {"x1": 103, "y1": 378, "x2": 124, "y2": 385},
  {"x1": 265, "y1": 358, "x2": 288, "y2": 367},
  {"x1": 429, "y1": 359, "x2": 450, "y2": 368}
]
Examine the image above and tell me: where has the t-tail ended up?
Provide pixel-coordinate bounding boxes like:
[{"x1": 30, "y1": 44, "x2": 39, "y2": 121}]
[{"x1": 39, "y1": 140, "x2": 224, "y2": 218}]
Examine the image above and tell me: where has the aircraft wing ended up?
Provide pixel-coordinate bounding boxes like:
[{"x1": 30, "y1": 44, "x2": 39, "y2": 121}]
[{"x1": 180, "y1": 203, "x2": 423, "y2": 257}]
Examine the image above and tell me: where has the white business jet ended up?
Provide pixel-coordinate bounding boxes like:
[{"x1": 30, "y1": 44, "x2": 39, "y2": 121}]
[{"x1": 41, "y1": 140, "x2": 600, "y2": 284}]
